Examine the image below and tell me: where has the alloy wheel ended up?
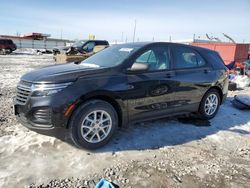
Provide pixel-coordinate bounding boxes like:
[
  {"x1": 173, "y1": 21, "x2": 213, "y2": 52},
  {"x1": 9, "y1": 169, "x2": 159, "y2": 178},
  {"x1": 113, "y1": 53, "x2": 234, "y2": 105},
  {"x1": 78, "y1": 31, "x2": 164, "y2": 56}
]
[
  {"x1": 80, "y1": 110, "x2": 112, "y2": 143},
  {"x1": 204, "y1": 93, "x2": 218, "y2": 116}
]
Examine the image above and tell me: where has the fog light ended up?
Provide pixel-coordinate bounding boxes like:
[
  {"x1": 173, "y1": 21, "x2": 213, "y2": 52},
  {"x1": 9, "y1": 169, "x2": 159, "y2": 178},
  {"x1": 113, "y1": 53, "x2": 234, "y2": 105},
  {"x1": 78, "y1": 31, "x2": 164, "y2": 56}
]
[{"x1": 33, "y1": 108, "x2": 52, "y2": 125}]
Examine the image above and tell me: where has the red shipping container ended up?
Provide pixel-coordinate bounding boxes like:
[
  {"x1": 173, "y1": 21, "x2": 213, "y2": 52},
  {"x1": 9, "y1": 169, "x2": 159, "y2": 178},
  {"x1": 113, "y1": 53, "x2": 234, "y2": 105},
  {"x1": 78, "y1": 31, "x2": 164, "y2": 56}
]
[{"x1": 191, "y1": 43, "x2": 250, "y2": 65}]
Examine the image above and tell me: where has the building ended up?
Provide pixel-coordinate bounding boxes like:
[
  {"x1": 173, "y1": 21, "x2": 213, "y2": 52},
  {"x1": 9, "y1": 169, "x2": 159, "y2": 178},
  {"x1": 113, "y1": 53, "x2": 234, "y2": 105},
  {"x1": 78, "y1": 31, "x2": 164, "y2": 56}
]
[{"x1": 0, "y1": 33, "x2": 74, "y2": 50}]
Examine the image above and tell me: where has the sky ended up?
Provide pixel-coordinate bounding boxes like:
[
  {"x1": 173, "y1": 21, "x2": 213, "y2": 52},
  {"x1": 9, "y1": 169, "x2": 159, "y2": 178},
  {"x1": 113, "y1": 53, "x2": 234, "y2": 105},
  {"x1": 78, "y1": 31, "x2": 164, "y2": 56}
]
[{"x1": 0, "y1": 0, "x2": 249, "y2": 43}]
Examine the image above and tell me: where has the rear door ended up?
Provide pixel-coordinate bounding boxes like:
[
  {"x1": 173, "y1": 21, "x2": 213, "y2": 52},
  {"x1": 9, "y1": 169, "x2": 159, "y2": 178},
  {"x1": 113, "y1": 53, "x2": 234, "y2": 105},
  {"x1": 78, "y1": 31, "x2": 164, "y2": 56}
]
[
  {"x1": 170, "y1": 45, "x2": 215, "y2": 113},
  {"x1": 126, "y1": 44, "x2": 177, "y2": 121}
]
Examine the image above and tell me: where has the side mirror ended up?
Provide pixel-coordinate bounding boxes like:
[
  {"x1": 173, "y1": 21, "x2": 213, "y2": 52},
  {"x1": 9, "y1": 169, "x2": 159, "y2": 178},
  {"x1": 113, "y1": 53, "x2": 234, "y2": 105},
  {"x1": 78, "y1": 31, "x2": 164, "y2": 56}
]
[{"x1": 127, "y1": 62, "x2": 149, "y2": 73}]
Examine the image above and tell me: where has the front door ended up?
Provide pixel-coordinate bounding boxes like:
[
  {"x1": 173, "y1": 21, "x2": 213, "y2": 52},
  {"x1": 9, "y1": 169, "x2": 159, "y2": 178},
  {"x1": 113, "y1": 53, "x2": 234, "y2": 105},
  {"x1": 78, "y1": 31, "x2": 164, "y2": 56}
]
[{"x1": 126, "y1": 44, "x2": 177, "y2": 122}]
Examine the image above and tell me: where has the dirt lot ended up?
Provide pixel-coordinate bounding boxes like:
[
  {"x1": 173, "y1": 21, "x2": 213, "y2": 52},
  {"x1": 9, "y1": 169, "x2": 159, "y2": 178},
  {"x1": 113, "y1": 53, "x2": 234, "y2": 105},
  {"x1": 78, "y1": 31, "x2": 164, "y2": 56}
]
[{"x1": 0, "y1": 53, "x2": 250, "y2": 188}]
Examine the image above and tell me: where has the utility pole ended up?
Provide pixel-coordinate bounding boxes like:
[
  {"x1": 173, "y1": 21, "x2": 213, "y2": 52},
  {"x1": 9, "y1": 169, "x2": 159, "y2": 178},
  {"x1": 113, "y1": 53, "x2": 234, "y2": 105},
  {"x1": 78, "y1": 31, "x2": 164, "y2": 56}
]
[
  {"x1": 60, "y1": 29, "x2": 63, "y2": 40},
  {"x1": 132, "y1": 20, "x2": 137, "y2": 43},
  {"x1": 121, "y1": 32, "x2": 124, "y2": 42}
]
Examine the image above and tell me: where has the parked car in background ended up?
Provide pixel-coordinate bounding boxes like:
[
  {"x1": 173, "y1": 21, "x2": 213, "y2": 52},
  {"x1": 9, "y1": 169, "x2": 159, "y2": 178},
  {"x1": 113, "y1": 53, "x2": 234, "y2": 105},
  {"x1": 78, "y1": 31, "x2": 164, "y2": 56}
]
[
  {"x1": 53, "y1": 40, "x2": 110, "y2": 64},
  {"x1": 52, "y1": 40, "x2": 109, "y2": 55},
  {"x1": 14, "y1": 42, "x2": 228, "y2": 149},
  {"x1": 0, "y1": 39, "x2": 17, "y2": 54}
]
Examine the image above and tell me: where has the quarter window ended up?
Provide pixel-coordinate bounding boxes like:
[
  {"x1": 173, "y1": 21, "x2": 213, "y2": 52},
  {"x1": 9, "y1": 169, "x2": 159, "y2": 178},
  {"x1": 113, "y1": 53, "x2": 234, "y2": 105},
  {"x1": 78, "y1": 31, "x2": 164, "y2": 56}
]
[
  {"x1": 172, "y1": 46, "x2": 206, "y2": 69},
  {"x1": 135, "y1": 47, "x2": 170, "y2": 71}
]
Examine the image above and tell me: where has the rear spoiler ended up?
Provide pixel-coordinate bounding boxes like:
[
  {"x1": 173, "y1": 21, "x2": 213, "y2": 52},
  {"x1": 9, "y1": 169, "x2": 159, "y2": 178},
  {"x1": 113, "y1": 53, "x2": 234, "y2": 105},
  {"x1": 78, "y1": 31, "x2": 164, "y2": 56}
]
[{"x1": 226, "y1": 61, "x2": 236, "y2": 70}]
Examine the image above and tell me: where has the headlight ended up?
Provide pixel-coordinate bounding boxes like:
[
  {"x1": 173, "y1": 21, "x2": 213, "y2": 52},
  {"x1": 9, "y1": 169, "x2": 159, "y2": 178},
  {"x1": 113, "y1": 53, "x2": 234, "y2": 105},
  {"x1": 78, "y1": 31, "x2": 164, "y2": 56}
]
[{"x1": 31, "y1": 82, "x2": 73, "y2": 97}]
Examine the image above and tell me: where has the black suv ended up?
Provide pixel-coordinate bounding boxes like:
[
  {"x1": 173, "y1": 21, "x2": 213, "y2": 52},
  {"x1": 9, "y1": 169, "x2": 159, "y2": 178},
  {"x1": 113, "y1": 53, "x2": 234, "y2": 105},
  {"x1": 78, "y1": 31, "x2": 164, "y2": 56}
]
[
  {"x1": 14, "y1": 42, "x2": 228, "y2": 149},
  {"x1": 52, "y1": 40, "x2": 109, "y2": 55}
]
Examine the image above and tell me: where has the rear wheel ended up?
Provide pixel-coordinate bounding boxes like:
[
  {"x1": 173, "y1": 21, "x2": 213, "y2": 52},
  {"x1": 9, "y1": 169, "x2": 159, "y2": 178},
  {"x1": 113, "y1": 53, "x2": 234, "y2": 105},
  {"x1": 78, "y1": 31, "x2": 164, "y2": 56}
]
[
  {"x1": 69, "y1": 100, "x2": 118, "y2": 149},
  {"x1": 198, "y1": 89, "x2": 221, "y2": 119}
]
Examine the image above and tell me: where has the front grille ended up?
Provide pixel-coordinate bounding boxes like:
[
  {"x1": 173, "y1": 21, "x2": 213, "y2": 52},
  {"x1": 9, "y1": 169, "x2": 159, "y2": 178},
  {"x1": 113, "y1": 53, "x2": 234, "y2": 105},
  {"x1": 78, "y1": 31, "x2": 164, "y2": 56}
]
[{"x1": 16, "y1": 81, "x2": 32, "y2": 105}]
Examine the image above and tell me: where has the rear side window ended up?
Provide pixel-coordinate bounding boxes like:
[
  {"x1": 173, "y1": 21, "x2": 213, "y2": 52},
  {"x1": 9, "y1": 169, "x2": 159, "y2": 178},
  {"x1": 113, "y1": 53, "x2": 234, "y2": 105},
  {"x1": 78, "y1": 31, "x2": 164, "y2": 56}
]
[
  {"x1": 0, "y1": 40, "x2": 6, "y2": 44},
  {"x1": 205, "y1": 51, "x2": 226, "y2": 69},
  {"x1": 0, "y1": 40, "x2": 13, "y2": 45},
  {"x1": 172, "y1": 46, "x2": 206, "y2": 69}
]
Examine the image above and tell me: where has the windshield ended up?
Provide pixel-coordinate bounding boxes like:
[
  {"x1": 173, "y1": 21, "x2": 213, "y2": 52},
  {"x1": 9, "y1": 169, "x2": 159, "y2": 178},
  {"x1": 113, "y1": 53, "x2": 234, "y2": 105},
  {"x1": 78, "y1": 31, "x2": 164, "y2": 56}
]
[
  {"x1": 72, "y1": 40, "x2": 86, "y2": 47},
  {"x1": 80, "y1": 45, "x2": 139, "y2": 67}
]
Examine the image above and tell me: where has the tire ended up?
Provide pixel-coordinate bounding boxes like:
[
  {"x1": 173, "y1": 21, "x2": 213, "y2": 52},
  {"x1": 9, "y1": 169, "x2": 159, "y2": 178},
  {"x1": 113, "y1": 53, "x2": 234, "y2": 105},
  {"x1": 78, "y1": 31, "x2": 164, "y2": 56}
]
[
  {"x1": 69, "y1": 100, "x2": 118, "y2": 149},
  {"x1": 198, "y1": 89, "x2": 221, "y2": 120},
  {"x1": 0, "y1": 49, "x2": 6, "y2": 55},
  {"x1": 6, "y1": 48, "x2": 12, "y2": 54}
]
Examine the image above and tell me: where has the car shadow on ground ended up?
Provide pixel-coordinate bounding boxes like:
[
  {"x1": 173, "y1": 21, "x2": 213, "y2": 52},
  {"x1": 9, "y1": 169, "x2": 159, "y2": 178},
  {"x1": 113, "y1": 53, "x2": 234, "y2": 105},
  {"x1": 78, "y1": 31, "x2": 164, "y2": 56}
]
[
  {"x1": 96, "y1": 99, "x2": 250, "y2": 153},
  {"x1": 38, "y1": 99, "x2": 250, "y2": 153}
]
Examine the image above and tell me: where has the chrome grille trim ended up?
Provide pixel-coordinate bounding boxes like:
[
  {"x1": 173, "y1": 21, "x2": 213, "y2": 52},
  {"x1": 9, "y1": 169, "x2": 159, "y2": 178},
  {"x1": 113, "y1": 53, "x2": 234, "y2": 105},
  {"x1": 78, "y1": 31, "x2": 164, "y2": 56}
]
[{"x1": 16, "y1": 81, "x2": 32, "y2": 105}]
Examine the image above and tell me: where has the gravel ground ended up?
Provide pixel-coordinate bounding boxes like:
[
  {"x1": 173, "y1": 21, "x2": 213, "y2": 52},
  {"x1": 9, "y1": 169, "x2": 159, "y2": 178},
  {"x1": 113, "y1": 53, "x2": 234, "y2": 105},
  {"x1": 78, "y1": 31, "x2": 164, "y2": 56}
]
[{"x1": 0, "y1": 53, "x2": 250, "y2": 188}]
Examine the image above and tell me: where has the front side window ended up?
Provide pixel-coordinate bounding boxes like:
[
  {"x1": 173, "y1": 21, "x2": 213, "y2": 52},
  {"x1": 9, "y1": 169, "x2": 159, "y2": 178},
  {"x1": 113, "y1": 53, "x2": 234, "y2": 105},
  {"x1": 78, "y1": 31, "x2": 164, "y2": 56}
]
[
  {"x1": 172, "y1": 46, "x2": 206, "y2": 69},
  {"x1": 135, "y1": 46, "x2": 170, "y2": 71},
  {"x1": 83, "y1": 42, "x2": 95, "y2": 52},
  {"x1": 7, "y1": 40, "x2": 13, "y2": 44}
]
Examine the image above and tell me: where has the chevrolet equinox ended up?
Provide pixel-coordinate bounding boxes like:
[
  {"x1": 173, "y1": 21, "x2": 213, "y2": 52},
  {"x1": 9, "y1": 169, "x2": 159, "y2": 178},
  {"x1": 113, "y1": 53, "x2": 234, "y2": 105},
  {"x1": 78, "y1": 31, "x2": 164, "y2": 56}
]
[{"x1": 14, "y1": 42, "x2": 228, "y2": 149}]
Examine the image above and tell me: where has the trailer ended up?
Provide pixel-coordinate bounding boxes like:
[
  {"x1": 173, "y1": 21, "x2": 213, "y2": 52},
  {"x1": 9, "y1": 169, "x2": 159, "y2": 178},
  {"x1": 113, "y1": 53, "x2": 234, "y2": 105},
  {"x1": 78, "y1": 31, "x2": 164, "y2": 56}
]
[{"x1": 192, "y1": 42, "x2": 250, "y2": 65}]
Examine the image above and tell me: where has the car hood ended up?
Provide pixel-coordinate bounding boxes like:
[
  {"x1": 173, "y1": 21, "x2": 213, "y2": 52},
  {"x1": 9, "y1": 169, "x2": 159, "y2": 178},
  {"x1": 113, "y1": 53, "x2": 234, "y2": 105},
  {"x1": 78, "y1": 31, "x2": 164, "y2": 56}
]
[{"x1": 21, "y1": 63, "x2": 107, "y2": 83}]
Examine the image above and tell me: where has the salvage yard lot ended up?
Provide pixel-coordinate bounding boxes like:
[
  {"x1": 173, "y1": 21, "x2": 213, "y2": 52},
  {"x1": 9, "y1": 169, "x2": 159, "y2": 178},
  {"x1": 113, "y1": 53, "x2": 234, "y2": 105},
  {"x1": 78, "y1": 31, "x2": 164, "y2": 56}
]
[{"x1": 0, "y1": 53, "x2": 250, "y2": 188}]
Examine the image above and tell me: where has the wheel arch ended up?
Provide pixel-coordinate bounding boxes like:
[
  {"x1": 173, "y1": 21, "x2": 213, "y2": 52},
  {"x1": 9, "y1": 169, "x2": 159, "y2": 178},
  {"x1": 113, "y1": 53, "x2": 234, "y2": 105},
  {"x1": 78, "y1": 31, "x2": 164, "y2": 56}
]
[{"x1": 66, "y1": 92, "x2": 125, "y2": 129}]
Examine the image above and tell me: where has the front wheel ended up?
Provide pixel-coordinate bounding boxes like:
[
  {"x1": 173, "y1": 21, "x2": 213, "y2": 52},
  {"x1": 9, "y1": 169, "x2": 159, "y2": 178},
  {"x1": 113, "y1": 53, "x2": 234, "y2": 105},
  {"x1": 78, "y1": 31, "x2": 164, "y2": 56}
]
[
  {"x1": 198, "y1": 89, "x2": 221, "y2": 120},
  {"x1": 5, "y1": 48, "x2": 12, "y2": 54},
  {"x1": 69, "y1": 100, "x2": 118, "y2": 149}
]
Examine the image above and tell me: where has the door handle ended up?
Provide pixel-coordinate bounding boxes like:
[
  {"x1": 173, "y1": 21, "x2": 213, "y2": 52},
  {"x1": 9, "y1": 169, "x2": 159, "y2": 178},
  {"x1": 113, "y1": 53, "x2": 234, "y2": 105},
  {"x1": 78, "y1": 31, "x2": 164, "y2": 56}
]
[
  {"x1": 204, "y1": 69, "x2": 211, "y2": 74},
  {"x1": 128, "y1": 84, "x2": 134, "y2": 89},
  {"x1": 166, "y1": 72, "x2": 174, "y2": 78}
]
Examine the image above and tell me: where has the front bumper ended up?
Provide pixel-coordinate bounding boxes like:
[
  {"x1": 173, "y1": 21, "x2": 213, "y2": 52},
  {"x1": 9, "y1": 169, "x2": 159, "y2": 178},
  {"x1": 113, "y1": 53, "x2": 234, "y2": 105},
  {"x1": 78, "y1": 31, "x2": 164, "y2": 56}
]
[
  {"x1": 14, "y1": 103, "x2": 56, "y2": 131},
  {"x1": 15, "y1": 112, "x2": 68, "y2": 138},
  {"x1": 16, "y1": 112, "x2": 55, "y2": 130},
  {"x1": 14, "y1": 93, "x2": 72, "y2": 131}
]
